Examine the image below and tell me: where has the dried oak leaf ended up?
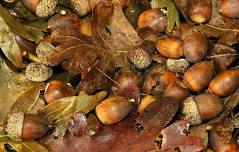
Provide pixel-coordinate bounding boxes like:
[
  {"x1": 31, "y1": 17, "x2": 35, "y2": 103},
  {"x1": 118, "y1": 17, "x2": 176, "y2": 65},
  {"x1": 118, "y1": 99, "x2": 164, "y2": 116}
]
[
  {"x1": 39, "y1": 91, "x2": 107, "y2": 136},
  {"x1": 161, "y1": 120, "x2": 204, "y2": 152},
  {"x1": 142, "y1": 64, "x2": 168, "y2": 96},
  {"x1": 40, "y1": 97, "x2": 179, "y2": 152},
  {"x1": 207, "y1": 43, "x2": 239, "y2": 72},
  {"x1": 39, "y1": 28, "x2": 115, "y2": 93},
  {"x1": 92, "y1": 3, "x2": 142, "y2": 51},
  {"x1": 0, "y1": 56, "x2": 44, "y2": 125}
]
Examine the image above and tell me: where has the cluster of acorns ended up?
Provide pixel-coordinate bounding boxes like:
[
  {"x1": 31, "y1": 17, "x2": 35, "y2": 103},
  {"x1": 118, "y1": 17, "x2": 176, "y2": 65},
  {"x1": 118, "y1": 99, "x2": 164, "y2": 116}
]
[{"x1": 3, "y1": 0, "x2": 239, "y2": 151}]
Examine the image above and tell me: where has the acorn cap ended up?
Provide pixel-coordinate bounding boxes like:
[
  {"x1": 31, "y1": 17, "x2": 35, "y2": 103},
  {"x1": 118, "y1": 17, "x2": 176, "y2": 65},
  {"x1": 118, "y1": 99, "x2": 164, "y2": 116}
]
[
  {"x1": 70, "y1": 0, "x2": 91, "y2": 16},
  {"x1": 166, "y1": 59, "x2": 190, "y2": 74},
  {"x1": 180, "y1": 96, "x2": 202, "y2": 125},
  {"x1": 6, "y1": 112, "x2": 24, "y2": 141},
  {"x1": 128, "y1": 47, "x2": 152, "y2": 69},
  {"x1": 25, "y1": 63, "x2": 53, "y2": 82},
  {"x1": 35, "y1": 0, "x2": 58, "y2": 17}
]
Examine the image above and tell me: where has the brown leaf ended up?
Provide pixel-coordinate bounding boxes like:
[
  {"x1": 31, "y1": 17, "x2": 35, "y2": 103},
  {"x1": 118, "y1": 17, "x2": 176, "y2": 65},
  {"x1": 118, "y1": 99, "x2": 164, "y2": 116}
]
[
  {"x1": 161, "y1": 120, "x2": 204, "y2": 152},
  {"x1": 92, "y1": 3, "x2": 142, "y2": 51},
  {"x1": 40, "y1": 97, "x2": 179, "y2": 152},
  {"x1": 128, "y1": 98, "x2": 179, "y2": 152},
  {"x1": 39, "y1": 28, "x2": 115, "y2": 93},
  {"x1": 207, "y1": 43, "x2": 239, "y2": 71},
  {"x1": 142, "y1": 64, "x2": 168, "y2": 96}
]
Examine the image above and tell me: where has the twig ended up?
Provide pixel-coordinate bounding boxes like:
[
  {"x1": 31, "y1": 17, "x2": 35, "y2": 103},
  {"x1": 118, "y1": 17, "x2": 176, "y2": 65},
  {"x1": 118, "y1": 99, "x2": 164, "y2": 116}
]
[{"x1": 205, "y1": 24, "x2": 239, "y2": 32}]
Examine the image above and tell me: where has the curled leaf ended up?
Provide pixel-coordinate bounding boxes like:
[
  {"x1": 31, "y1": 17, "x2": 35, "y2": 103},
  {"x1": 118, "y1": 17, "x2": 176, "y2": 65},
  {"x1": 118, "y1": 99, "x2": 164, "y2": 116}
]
[{"x1": 40, "y1": 91, "x2": 107, "y2": 136}]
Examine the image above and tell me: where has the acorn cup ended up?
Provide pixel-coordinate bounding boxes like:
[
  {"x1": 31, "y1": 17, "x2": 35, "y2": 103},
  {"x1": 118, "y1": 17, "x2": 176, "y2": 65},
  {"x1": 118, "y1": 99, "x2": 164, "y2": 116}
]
[
  {"x1": 180, "y1": 93, "x2": 223, "y2": 125},
  {"x1": 137, "y1": 9, "x2": 167, "y2": 33},
  {"x1": 44, "y1": 80, "x2": 76, "y2": 104},
  {"x1": 127, "y1": 47, "x2": 152, "y2": 69},
  {"x1": 95, "y1": 96, "x2": 132, "y2": 125},
  {"x1": 218, "y1": 0, "x2": 239, "y2": 19},
  {"x1": 183, "y1": 61, "x2": 215, "y2": 92},
  {"x1": 182, "y1": 28, "x2": 208, "y2": 63},
  {"x1": 22, "y1": 0, "x2": 58, "y2": 17},
  {"x1": 6, "y1": 112, "x2": 49, "y2": 141},
  {"x1": 166, "y1": 58, "x2": 190, "y2": 74},
  {"x1": 187, "y1": 0, "x2": 212, "y2": 23},
  {"x1": 155, "y1": 37, "x2": 183, "y2": 59},
  {"x1": 208, "y1": 68, "x2": 239, "y2": 97}
]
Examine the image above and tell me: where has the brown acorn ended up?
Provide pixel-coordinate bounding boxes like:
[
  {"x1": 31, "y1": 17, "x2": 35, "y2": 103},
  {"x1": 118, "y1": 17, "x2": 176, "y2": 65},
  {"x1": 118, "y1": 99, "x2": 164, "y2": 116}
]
[
  {"x1": 138, "y1": 95, "x2": 157, "y2": 113},
  {"x1": 155, "y1": 37, "x2": 183, "y2": 59},
  {"x1": 180, "y1": 93, "x2": 223, "y2": 125},
  {"x1": 219, "y1": 0, "x2": 239, "y2": 19},
  {"x1": 187, "y1": 0, "x2": 212, "y2": 23},
  {"x1": 137, "y1": 9, "x2": 167, "y2": 33},
  {"x1": 22, "y1": 0, "x2": 40, "y2": 12},
  {"x1": 182, "y1": 28, "x2": 208, "y2": 63},
  {"x1": 44, "y1": 80, "x2": 76, "y2": 104},
  {"x1": 208, "y1": 68, "x2": 239, "y2": 97},
  {"x1": 183, "y1": 61, "x2": 215, "y2": 92},
  {"x1": 48, "y1": 13, "x2": 80, "y2": 32},
  {"x1": 164, "y1": 80, "x2": 190, "y2": 102},
  {"x1": 6, "y1": 113, "x2": 49, "y2": 141},
  {"x1": 96, "y1": 96, "x2": 132, "y2": 125}
]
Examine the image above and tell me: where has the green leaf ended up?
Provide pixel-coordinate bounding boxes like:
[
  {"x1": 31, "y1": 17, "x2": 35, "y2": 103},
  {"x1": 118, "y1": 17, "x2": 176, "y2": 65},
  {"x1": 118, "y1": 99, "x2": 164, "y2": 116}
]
[
  {"x1": 154, "y1": 0, "x2": 180, "y2": 32},
  {"x1": 40, "y1": 91, "x2": 107, "y2": 136},
  {"x1": 0, "y1": 56, "x2": 44, "y2": 125}
]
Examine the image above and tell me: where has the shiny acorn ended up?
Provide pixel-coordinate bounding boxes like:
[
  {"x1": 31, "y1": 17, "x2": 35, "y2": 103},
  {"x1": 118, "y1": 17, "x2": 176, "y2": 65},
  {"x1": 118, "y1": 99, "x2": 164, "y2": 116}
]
[
  {"x1": 137, "y1": 9, "x2": 167, "y2": 33},
  {"x1": 156, "y1": 37, "x2": 183, "y2": 59},
  {"x1": 187, "y1": 0, "x2": 212, "y2": 23},
  {"x1": 182, "y1": 28, "x2": 208, "y2": 63},
  {"x1": 209, "y1": 68, "x2": 239, "y2": 97},
  {"x1": 6, "y1": 112, "x2": 49, "y2": 141},
  {"x1": 181, "y1": 93, "x2": 223, "y2": 125},
  {"x1": 96, "y1": 96, "x2": 132, "y2": 125},
  {"x1": 44, "y1": 80, "x2": 76, "y2": 104},
  {"x1": 219, "y1": 0, "x2": 239, "y2": 19},
  {"x1": 183, "y1": 61, "x2": 215, "y2": 92},
  {"x1": 164, "y1": 80, "x2": 190, "y2": 102}
]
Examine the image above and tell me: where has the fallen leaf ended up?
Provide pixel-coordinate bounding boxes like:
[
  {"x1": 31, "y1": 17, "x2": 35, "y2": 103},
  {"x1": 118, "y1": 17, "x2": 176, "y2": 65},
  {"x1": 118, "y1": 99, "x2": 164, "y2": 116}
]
[
  {"x1": 0, "y1": 15, "x2": 22, "y2": 67},
  {"x1": 161, "y1": 120, "x2": 204, "y2": 152},
  {"x1": 40, "y1": 91, "x2": 107, "y2": 136},
  {"x1": 0, "y1": 5, "x2": 35, "y2": 41},
  {"x1": 92, "y1": 3, "x2": 142, "y2": 51},
  {"x1": 207, "y1": 43, "x2": 239, "y2": 71},
  {"x1": 142, "y1": 64, "x2": 168, "y2": 96},
  {"x1": 0, "y1": 56, "x2": 43, "y2": 125}
]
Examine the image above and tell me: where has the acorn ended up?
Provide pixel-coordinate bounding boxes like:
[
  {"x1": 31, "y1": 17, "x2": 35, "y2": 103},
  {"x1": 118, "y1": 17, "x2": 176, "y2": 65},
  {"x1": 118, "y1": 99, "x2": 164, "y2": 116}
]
[
  {"x1": 218, "y1": 0, "x2": 239, "y2": 19},
  {"x1": 6, "y1": 112, "x2": 49, "y2": 141},
  {"x1": 208, "y1": 68, "x2": 239, "y2": 97},
  {"x1": 166, "y1": 58, "x2": 190, "y2": 74},
  {"x1": 183, "y1": 61, "x2": 215, "y2": 92},
  {"x1": 155, "y1": 37, "x2": 183, "y2": 59},
  {"x1": 48, "y1": 13, "x2": 80, "y2": 32},
  {"x1": 210, "y1": 131, "x2": 239, "y2": 152},
  {"x1": 79, "y1": 21, "x2": 92, "y2": 36},
  {"x1": 182, "y1": 28, "x2": 208, "y2": 63},
  {"x1": 95, "y1": 96, "x2": 132, "y2": 125},
  {"x1": 138, "y1": 95, "x2": 157, "y2": 113},
  {"x1": 25, "y1": 63, "x2": 53, "y2": 82},
  {"x1": 22, "y1": 0, "x2": 58, "y2": 17},
  {"x1": 127, "y1": 47, "x2": 152, "y2": 69},
  {"x1": 137, "y1": 9, "x2": 167, "y2": 33},
  {"x1": 180, "y1": 93, "x2": 223, "y2": 125},
  {"x1": 44, "y1": 80, "x2": 76, "y2": 104},
  {"x1": 70, "y1": 0, "x2": 91, "y2": 16},
  {"x1": 187, "y1": 0, "x2": 212, "y2": 23},
  {"x1": 164, "y1": 80, "x2": 190, "y2": 102}
]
